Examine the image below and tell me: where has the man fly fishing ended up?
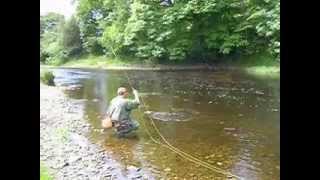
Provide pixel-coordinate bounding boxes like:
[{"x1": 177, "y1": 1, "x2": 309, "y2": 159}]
[{"x1": 104, "y1": 87, "x2": 140, "y2": 137}]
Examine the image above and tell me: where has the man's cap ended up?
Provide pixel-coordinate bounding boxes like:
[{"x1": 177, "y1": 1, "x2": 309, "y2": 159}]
[{"x1": 117, "y1": 87, "x2": 127, "y2": 95}]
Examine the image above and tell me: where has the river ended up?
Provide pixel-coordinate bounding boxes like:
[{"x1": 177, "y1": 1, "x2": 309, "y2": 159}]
[{"x1": 51, "y1": 68, "x2": 280, "y2": 180}]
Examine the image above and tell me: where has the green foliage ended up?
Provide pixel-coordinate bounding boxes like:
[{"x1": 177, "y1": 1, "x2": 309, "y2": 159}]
[
  {"x1": 55, "y1": 128, "x2": 70, "y2": 143},
  {"x1": 40, "y1": 70, "x2": 55, "y2": 86},
  {"x1": 40, "y1": 14, "x2": 84, "y2": 64},
  {"x1": 40, "y1": 163, "x2": 53, "y2": 180},
  {"x1": 40, "y1": 13, "x2": 65, "y2": 37},
  {"x1": 40, "y1": 50, "x2": 49, "y2": 63},
  {"x1": 40, "y1": 161, "x2": 53, "y2": 180},
  {"x1": 40, "y1": 14, "x2": 65, "y2": 64},
  {"x1": 42, "y1": 0, "x2": 280, "y2": 64},
  {"x1": 77, "y1": 0, "x2": 110, "y2": 55},
  {"x1": 61, "y1": 16, "x2": 83, "y2": 57},
  {"x1": 244, "y1": 0, "x2": 280, "y2": 60}
]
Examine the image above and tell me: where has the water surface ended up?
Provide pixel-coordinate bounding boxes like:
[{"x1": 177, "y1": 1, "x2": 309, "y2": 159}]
[{"x1": 53, "y1": 68, "x2": 280, "y2": 180}]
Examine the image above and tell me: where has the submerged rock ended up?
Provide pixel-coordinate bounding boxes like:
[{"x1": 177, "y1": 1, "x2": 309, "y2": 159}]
[
  {"x1": 144, "y1": 111, "x2": 152, "y2": 115},
  {"x1": 224, "y1": 128, "x2": 236, "y2": 131},
  {"x1": 127, "y1": 165, "x2": 139, "y2": 171},
  {"x1": 255, "y1": 90, "x2": 265, "y2": 95},
  {"x1": 164, "y1": 167, "x2": 171, "y2": 172}
]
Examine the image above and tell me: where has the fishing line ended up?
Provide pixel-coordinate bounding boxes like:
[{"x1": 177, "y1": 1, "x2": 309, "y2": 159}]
[{"x1": 122, "y1": 71, "x2": 242, "y2": 179}]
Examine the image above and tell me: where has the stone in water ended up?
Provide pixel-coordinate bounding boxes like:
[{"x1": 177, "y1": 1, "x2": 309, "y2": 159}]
[
  {"x1": 164, "y1": 168, "x2": 171, "y2": 172},
  {"x1": 224, "y1": 128, "x2": 236, "y2": 131}
]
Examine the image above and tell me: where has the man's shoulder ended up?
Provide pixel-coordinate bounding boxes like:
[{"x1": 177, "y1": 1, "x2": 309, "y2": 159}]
[{"x1": 112, "y1": 96, "x2": 130, "y2": 104}]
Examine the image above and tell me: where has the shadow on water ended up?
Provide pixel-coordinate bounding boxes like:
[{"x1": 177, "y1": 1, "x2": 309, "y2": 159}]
[{"x1": 52, "y1": 68, "x2": 280, "y2": 180}]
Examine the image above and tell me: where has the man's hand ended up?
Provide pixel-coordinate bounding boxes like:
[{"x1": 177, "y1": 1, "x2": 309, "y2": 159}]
[
  {"x1": 132, "y1": 88, "x2": 140, "y2": 104},
  {"x1": 132, "y1": 88, "x2": 138, "y2": 95}
]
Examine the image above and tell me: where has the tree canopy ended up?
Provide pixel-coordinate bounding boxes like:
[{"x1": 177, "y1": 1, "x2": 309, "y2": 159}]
[{"x1": 40, "y1": 0, "x2": 280, "y2": 64}]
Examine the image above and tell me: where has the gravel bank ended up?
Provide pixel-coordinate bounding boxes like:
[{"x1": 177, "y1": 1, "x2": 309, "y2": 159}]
[{"x1": 40, "y1": 84, "x2": 148, "y2": 180}]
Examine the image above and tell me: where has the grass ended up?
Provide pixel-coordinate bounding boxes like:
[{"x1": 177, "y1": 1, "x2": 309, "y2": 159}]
[
  {"x1": 241, "y1": 53, "x2": 280, "y2": 78},
  {"x1": 222, "y1": 52, "x2": 280, "y2": 78},
  {"x1": 62, "y1": 55, "x2": 143, "y2": 68},
  {"x1": 55, "y1": 127, "x2": 70, "y2": 143},
  {"x1": 40, "y1": 163, "x2": 53, "y2": 180},
  {"x1": 245, "y1": 66, "x2": 280, "y2": 78},
  {"x1": 43, "y1": 52, "x2": 280, "y2": 78}
]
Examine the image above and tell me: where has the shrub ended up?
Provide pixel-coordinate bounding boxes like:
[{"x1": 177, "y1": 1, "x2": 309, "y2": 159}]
[{"x1": 40, "y1": 70, "x2": 55, "y2": 86}]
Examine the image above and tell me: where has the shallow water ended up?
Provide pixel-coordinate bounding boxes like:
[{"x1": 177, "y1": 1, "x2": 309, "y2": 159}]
[{"x1": 53, "y1": 68, "x2": 280, "y2": 180}]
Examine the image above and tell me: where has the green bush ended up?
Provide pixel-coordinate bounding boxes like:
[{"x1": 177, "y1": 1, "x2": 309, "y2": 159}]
[
  {"x1": 40, "y1": 162, "x2": 53, "y2": 180},
  {"x1": 40, "y1": 50, "x2": 50, "y2": 63},
  {"x1": 40, "y1": 70, "x2": 55, "y2": 86}
]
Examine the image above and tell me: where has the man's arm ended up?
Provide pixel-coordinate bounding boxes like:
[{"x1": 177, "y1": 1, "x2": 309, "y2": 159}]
[
  {"x1": 132, "y1": 89, "x2": 140, "y2": 104},
  {"x1": 127, "y1": 89, "x2": 140, "y2": 110},
  {"x1": 105, "y1": 104, "x2": 112, "y2": 116}
]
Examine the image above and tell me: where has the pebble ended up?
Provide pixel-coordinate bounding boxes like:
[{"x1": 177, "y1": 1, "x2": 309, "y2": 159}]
[
  {"x1": 252, "y1": 161, "x2": 261, "y2": 166},
  {"x1": 40, "y1": 85, "x2": 129, "y2": 179},
  {"x1": 255, "y1": 90, "x2": 264, "y2": 95},
  {"x1": 224, "y1": 128, "x2": 236, "y2": 131},
  {"x1": 164, "y1": 167, "x2": 171, "y2": 172},
  {"x1": 144, "y1": 111, "x2": 152, "y2": 115},
  {"x1": 127, "y1": 165, "x2": 139, "y2": 171}
]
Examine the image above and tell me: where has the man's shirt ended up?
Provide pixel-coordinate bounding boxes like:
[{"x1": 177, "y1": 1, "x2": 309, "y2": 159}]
[{"x1": 106, "y1": 96, "x2": 139, "y2": 122}]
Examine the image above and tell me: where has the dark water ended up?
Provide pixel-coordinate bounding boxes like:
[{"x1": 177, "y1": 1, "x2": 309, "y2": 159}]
[{"x1": 53, "y1": 68, "x2": 280, "y2": 180}]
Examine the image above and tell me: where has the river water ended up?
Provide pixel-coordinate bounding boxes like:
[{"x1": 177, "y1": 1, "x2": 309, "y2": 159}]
[{"x1": 52, "y1": 68, "x2": 280, "y2": 180}]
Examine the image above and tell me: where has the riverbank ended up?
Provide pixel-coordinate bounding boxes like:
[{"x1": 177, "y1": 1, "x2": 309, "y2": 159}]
[
  {"x1": 41, "y1": 55, "x2": 279, "y2": 78},
  {"x1": 40, "y1": 83, "x2": 148, "y2": 179}
]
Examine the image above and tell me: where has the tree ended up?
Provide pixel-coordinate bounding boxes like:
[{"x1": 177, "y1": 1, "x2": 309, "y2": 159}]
[
  {"x1": 76, "y1": 0, "x2": 107, "y2": 55},
  {"x1": 40, "y1": 13, "x2": 65, "y2": 38},
  {"x1": 61, "y1": 16, "x2": 83, "y2": 57},
  {"x1": 40, "y1": 13, "x2": 65, "y2": 63},
  {"x1": 73, "y1": 0, "x2": 280, "y2": 62}
]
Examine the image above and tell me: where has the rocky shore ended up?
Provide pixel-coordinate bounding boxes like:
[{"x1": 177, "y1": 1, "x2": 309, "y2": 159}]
[{"x1": 40, "y1": 84, "x2": 147, "y2": 179}]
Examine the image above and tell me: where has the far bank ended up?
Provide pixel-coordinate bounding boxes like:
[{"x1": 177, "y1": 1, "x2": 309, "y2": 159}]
[{"x1": 41, "y1": 54, "x2": 280, "y2": 78}]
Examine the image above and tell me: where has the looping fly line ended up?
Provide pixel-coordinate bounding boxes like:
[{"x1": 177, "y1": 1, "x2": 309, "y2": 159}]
[{"x1": 122, "y1": 71, "x2": 242, "y2": 179}]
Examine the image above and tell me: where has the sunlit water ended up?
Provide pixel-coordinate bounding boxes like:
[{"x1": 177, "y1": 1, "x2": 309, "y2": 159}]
[{"x1": 52, "y1": 68, "x2": 280, "y2": 180}]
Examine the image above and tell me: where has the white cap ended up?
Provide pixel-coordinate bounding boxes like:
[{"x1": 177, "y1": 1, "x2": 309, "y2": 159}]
[{"x1": 117, "y1": 87, "x2": 127, "y2": 95}]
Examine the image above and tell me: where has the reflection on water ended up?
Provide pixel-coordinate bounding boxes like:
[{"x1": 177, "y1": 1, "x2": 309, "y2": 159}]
[{"x1": 52, "y1": 68, "x2": 280, "y2": 179}]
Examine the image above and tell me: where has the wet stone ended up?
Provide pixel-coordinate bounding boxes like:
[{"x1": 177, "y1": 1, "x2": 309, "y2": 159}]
[
  {"x1": 224, "y1": 128, "x2": 236, "y2": 131},
  {"x1": 164, "y1": 168, "x2": 171, "y2": 172}
]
